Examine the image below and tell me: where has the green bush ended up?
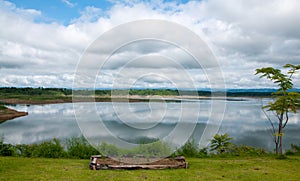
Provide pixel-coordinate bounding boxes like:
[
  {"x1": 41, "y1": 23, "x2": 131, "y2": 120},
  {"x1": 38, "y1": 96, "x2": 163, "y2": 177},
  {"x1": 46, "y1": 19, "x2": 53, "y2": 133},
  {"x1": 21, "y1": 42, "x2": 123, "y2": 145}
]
[
  {"x1": 1, "y1": 135, "x2": 292, "y2": 159},
  {"x1": 198, "y1": 147, "x2": 209, "y2": 158},
  {"x1": 177, "y1": 139, "x2": 198, "y2": 157},
  {"x1": 98, "y1": 142, "x2": 119, "y2": 156},
  {"x1": 210, "y1": 134, "x2": 233, "y2": 154},
  {"x1": 98, "y1": 140, "x2": 172, "y2": 158},
  {"x1": 285, "y1": 143, "x2": 300, "y2": 156},
  {"x1": 176, "y1": 139, "x2": 207, "y2": 157},
  {"x1": 2, "y1": 137, "x2": 99, "y2": 159},
  {"x1": 13, "y1": 137, "x2": 99, "y2": 159},
  {"x1": 15, "y1": 139, "x2": 65, "y2": 158},
  {"x1": 175, "y1": 135, "x2": 269, "y2": 158},
  {"x1": 15, "y1": 144, "x2": 38, "y2": 157},
  {"x1": 135, "y1": 140, "x2": 172, "y2": 157},
  {"x1": 227, "y1": 145, "x2": 267, "y2": 156},
  {"x1": 0, "y1": 140, "x2": 16, "y2": 156},
  {"x1": 66, "y1": 136, "x2": 100, "y2": 159},
  {"x1": 31, "y1": 138, "x2": 66, "y2": 158}
]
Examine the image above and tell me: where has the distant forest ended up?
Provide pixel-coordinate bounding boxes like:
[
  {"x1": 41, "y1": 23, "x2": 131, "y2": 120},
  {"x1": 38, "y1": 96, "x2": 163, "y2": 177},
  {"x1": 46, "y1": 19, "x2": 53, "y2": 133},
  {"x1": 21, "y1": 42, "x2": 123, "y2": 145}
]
[{"x1": 0, "y1": 87, "x2": 286, "y2": 97}]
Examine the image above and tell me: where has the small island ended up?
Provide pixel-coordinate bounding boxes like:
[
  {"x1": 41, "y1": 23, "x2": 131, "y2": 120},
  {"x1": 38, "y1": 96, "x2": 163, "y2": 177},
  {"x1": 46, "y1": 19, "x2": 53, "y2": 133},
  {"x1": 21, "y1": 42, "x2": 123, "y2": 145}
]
[{"x1": 0, "y1": 104, "x2": 28, "y2": 123}]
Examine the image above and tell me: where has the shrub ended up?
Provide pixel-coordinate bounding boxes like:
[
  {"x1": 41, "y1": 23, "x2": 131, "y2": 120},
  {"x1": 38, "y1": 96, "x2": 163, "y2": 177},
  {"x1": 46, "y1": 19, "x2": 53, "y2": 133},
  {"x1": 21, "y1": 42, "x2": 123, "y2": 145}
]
[
  {"x1": 98, "y1": 142, "x2": 119, "y2": 156},
  {"x1": 1, "y1": 135, "x2": 283, "y2": 159},
  {"x1": 210, "y1": 134, "x2": 233, "y2": 154},
  {"x1": 15, "y1": 144, "x2": 38, "y2": 157},
  {"x1": 0, "y1": 140, "x2": 16, "y2": 156},
  {"x1": 227, "y1": 145, "x2": 267, "y2": 156},
  {"x1": 285, "y1": 143, "x2": 300, "y2": 156},
  {"x1": 66, "y1": 136, "x2": 100, "y2": 159},
  {"x1": 32, "y1": 138, "x2": 66, "y2": 158},
  {"x1": 97, "y1": 140, "x2": 173, "y2": 158},
  {"x1": 176, "y1": 139, "x2": 200, "y2": 157},
  {"x1": 136, "y1": 140, "x2": 172, "y2": 157},
  {"x1": 198, "y1": 147, "x2": 209, "y2": 158}
]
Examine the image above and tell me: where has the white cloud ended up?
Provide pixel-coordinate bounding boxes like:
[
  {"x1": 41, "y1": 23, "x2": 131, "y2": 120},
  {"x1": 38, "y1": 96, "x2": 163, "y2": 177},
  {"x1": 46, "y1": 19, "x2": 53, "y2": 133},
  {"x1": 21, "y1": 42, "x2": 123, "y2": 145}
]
[
  {"x1": 0, "y1": 0, "x2": 299, "y2": 88},
  {"x1": 61, "y1": 0, "x2": 76, "y2": 8},
  {"x1": 71, "y1": 6, "x2": 103, "y2": 23},
  {"x1": 0, "y1": 0, "x2": 41, "y2": 20}
]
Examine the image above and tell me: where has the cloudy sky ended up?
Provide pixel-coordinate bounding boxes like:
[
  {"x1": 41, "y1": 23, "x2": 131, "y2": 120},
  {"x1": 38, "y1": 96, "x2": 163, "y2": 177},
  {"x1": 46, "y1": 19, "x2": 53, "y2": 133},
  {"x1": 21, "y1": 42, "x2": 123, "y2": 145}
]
[{"x1": 0, "y1": 0, "x2": 300, "y2": 89}]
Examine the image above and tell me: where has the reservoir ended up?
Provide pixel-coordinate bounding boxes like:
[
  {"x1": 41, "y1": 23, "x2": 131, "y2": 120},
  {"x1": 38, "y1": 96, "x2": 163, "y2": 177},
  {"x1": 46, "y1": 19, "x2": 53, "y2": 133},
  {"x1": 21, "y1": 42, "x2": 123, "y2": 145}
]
[{"x1": 1, "y1": 98, "x2": 299, "y2": 151}]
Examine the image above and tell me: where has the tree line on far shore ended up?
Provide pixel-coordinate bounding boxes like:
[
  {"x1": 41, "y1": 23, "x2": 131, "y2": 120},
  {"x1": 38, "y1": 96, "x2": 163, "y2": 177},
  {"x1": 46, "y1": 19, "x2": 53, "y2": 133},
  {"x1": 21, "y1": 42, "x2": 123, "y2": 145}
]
[{"x1": 0, "y1": 87, "x2": 286, "y2": 98}]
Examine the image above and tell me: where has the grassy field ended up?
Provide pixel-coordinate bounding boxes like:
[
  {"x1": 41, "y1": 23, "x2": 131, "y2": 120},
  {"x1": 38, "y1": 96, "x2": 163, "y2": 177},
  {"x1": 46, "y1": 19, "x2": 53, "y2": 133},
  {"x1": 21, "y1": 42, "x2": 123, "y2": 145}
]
[{"x1": 1, "y1": 156, "x2": 300, "y2": 180}]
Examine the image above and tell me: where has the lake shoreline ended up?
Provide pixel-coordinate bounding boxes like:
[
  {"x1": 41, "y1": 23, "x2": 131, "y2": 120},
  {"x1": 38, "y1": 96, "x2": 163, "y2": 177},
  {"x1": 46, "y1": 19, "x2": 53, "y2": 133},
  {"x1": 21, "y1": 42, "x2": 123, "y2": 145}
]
[{"x1": 0, "y1": 95, "x2": 254, "y2": 105}]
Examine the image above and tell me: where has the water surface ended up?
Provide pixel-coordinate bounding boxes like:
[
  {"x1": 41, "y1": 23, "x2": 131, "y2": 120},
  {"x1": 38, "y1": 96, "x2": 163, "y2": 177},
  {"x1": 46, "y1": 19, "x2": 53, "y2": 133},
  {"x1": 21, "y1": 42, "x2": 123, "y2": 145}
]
[{"x1": 0, "y1": 98, "x2": 299, "y2": 151}]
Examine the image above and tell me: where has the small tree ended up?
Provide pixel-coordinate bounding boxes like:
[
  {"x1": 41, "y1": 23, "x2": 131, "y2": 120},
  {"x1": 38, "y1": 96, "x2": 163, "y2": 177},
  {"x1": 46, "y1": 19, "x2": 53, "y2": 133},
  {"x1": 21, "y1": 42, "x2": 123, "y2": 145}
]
[
  {"x1": 255, "y1": 64, "x2": 300, "y2": 155},
  {"x1": 210, "y1": 134, "x2": 232, "y2": 154}
]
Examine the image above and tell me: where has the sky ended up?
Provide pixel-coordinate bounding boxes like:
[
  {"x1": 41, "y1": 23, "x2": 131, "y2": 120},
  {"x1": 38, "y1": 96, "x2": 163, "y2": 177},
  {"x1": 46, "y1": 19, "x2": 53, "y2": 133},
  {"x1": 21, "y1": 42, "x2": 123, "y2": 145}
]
[{"x1": 0, "y1": 0, "x2": 300, "y2": 89}]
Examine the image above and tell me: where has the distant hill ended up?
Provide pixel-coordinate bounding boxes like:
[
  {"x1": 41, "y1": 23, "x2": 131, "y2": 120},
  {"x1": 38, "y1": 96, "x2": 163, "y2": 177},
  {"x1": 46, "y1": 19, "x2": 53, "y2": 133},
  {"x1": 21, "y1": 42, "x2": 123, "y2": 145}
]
[{"x1": 226, "y1": 88, "x2": 277, "y2": 93}]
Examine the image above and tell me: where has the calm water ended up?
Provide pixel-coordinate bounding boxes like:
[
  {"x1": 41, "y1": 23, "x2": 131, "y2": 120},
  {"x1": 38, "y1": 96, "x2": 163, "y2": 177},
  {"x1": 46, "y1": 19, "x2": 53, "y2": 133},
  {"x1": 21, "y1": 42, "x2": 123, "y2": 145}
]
[{"x1": 0, "y1": 98, "x2": 299, "y2": 151}]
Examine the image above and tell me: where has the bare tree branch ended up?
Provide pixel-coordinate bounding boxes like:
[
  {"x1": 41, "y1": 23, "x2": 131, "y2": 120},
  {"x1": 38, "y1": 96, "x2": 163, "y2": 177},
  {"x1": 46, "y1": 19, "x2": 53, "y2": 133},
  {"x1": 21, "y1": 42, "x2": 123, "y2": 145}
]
[
  {"x1": 282, "y1": 112, "x2": 289, "y2": 128},
  {"x1": 262, "y1": 108, "x2": 276, "y2": 142}
]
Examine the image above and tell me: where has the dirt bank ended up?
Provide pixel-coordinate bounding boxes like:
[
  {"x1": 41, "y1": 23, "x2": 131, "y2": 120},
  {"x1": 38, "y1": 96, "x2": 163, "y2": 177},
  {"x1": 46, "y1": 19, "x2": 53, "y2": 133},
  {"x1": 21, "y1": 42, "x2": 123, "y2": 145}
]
[{"x1": 0, "y1": 107, "x2": 28, "y2": 123}]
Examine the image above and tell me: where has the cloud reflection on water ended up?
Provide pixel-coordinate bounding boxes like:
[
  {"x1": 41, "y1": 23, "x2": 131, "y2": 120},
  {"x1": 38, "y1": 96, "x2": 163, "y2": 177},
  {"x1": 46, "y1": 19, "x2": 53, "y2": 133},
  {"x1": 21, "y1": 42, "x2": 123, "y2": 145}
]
[{"x1": 0, "y1": 99, "x2": 299, "y2": 151}]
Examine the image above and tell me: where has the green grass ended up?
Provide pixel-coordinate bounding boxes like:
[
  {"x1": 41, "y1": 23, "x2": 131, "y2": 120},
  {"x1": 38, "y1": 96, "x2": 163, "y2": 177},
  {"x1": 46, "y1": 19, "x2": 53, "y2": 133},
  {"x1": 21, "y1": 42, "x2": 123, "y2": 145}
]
[{"x1": 1, "y1": 156, "x2": 300, "y2": 180}]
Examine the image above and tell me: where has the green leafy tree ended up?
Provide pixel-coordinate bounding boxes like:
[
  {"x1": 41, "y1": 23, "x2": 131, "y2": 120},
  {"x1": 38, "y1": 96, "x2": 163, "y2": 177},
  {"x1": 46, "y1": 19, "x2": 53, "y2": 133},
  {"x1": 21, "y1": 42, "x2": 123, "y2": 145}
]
[
  {"x1": 255, "y1": 64, "x2": 300, "y2": 155},
  {"x1": 210, "y1": 134, "x2": 232, "y2": 154}
]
